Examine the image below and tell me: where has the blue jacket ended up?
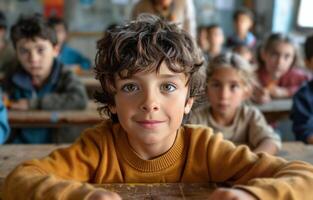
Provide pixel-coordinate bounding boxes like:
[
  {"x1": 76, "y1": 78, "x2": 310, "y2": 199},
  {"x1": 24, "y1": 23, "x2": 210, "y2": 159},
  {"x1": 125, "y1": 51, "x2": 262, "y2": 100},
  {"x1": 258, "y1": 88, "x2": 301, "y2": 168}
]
[
  {"x1": 5, "y1": 59, "x2": 88, "y2": 144},
  {"x1": 59, "y1": 43, "x2": 91, "y2": 70},
  {"x1": 0, "y1": 95, "x2": 10, "y2": 144},
  {"x1": 290, "y1": 80, "x2": 313, "y2": 143}
]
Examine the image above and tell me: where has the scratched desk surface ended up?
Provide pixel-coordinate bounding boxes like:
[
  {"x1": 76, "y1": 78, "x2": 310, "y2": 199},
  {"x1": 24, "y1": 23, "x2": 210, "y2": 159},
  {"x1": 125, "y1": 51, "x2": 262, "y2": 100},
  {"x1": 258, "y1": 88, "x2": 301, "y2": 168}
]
[
  {"x1": 99, "y1": 183, "x2": 215, "y2": 199},
  {"x1": 0, "y1": 142, "x2": 312, "y2": 199}
]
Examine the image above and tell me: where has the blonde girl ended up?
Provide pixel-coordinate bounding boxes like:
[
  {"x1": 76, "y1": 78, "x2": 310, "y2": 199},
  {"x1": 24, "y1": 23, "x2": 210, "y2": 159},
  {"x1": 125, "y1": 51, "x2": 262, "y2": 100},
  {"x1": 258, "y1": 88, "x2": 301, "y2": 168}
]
[{"x1": 189, "y1": 53, "x2": 281, "y2": 155}]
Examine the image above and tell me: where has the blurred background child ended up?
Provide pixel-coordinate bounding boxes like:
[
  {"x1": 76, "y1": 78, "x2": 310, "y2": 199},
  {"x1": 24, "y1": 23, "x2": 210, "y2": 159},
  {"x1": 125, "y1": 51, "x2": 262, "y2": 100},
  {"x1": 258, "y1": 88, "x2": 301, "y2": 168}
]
[
  {"x1": 203, "y1": 23, "x2": 225, "y2": 61},
  {"x1": 253, "y1": 33, "x2": 311, "y2": 104},
  {"x1": 227, "y1": 7, "x2": 256, "y2": 49},
  {"x1": 188, "y1": 53, "x2": 281, "y2": 155},
  {"x1": 131, "y1": 0, "x2": 196, "y2": 37},
  {"x1": 290, "y1": 34, "x2": 313, "y2": 144},
  {"x1": 3, "y1": 14, "x2": 88, "y2": 143},
  {"x1": 0, "y1": 10, "x2": 15, "y2": 75},
  {"x1": 232, "y1": 44, "x2": 254, "y2": 64},
  {"x1": 47, "y1": 16, "x2": 92, "y2": 72}
]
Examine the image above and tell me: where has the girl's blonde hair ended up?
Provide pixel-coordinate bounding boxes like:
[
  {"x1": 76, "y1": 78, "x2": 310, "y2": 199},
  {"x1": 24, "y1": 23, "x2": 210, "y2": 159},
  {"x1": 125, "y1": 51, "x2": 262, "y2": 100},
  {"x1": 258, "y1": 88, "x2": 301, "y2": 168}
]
[
  {"x1": 257, "y1": 33, "x2": 299, "y2": 68},
  {"x1": 206, "y1": 53, "x2": 257, "y2": 90}
]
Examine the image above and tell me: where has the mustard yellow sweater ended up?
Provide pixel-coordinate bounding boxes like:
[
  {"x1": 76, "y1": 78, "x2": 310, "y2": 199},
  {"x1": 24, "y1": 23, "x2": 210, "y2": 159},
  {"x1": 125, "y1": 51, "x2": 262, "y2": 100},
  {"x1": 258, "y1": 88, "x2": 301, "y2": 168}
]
[{"x1": 4, "y1": 121, "x2": 313, "y2": 200}]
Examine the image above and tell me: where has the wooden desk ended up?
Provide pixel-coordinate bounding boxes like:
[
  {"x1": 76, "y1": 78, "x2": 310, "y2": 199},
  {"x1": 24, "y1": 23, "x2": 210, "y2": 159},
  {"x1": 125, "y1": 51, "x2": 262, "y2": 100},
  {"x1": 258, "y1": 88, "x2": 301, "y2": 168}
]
[
  {"x1": 0, "y1": 142, "x2": 312, "y2": 197},
  {"x1": 99, "y1": 183, "x2": 215, "y2": 199},
  {"x1": 8, "y1": 101, "x2": 104, "y2": 128},
  {"x1": 255, "y1": 99, "x2": 292, "y2": 123}
]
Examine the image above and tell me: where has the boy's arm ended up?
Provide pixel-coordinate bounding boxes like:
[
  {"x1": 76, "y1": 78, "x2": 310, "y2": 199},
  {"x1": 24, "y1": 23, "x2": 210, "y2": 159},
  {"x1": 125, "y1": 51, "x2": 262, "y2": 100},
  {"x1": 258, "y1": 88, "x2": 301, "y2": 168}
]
[
  {"x1": 290, "y1": 88, "x2": 313, "y2": 143},
  {"x1": 29, "y1": 71, "x2": 88, "y2": 110},
  {"x1": 0, "y1": 99, "x2": 10, "y2": 144},
  {"x1": 207, "y1": 133, "x2": 313, "y2": 200},
  {"x1": 3, "y1": 128, "x2": 108, "y2": 200},
  {"x1": 253, "y1": 138, "x2": 279, "y2": 155}
]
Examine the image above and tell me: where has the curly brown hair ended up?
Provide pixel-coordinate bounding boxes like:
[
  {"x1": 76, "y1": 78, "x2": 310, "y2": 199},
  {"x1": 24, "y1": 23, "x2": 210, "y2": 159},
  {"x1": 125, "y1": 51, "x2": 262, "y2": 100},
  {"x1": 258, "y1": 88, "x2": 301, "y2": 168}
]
[{"x1": 94, "y1": 14, "x2": 204, "y2": 121}]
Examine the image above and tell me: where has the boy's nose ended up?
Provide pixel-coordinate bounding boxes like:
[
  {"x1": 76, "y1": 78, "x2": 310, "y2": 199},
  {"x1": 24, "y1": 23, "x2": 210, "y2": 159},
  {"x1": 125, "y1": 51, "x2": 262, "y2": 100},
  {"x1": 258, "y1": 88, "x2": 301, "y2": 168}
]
[
  {"x1": 220, "y1": 87, "x2": 230, "y2": 99},
  {"x1": 140, "y1": 92, "x2": 160, "y2": 112},
  {"x1": 29, "y1": 52, "x2": 39, "y2": 63}
]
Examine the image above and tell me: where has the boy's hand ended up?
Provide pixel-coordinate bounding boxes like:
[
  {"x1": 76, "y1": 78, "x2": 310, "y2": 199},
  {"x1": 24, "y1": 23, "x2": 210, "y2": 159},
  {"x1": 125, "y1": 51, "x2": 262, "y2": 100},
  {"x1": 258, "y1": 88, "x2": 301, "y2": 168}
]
[
  {"x1": 87, "y1": 190, "x2": 122, "y2": 200},
  {"x1": 268, "y1": 86, "x2": 289, "y2": 98},
  {"x1": 252, "y1": 87, "x2": 271, "y2": 104},
  {"x1": 10, "y1": 99, "x2": 29, "y2": 110},
  {"x1": 209, "y1": 188, "x2": 257, "y2": 200}
]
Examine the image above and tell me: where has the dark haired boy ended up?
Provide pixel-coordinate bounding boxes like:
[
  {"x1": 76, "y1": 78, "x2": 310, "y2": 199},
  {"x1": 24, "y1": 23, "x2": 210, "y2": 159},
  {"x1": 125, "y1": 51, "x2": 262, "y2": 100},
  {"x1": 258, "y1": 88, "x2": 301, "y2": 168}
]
[
  {"x1": 4, "y1": 14, "x2": 88, "y2": 143},
  {"x1": 291, "y1": 35, "x2": 313, "y2": 144},
  {"x1": 4, "y1": 14, "x2": 313, "y2": 200},
  {"x1": 227, "y1": 8, "x2": 256, "y2": 49}
]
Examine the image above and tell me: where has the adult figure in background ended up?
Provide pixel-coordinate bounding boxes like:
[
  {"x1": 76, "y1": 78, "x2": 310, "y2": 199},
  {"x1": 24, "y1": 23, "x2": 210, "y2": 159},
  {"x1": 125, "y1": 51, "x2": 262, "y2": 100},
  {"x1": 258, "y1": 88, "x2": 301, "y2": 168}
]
[{"x1": 131, "y1": 0, "x2": 196, "y2": 38}]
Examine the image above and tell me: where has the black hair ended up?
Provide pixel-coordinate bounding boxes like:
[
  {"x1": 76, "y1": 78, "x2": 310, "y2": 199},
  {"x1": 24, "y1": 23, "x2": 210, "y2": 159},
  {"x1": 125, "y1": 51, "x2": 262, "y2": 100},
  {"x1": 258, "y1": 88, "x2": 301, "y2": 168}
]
[{"x1": 10, "y1": 14, "x2": 57, "y2": 48}]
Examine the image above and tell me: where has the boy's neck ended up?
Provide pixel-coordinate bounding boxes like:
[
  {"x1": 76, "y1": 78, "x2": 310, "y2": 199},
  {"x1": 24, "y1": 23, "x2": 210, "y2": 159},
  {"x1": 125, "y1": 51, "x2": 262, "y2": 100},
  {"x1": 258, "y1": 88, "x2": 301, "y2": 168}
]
[
  {"x1": 32, "y1": 75, "x2": 49, "y2": 89},
  {"x1": 127, "y1": 131, "x2": 178, "y2": 160},
  {"x1": 210, "y1": 108, "x2": 237, "y2": 126},
  {"x1": 208, "y1": 45, "x2": 222, "y2": 56},
  {"x1": 236, "y1": 30, "x2": 248, "y2": 40}
]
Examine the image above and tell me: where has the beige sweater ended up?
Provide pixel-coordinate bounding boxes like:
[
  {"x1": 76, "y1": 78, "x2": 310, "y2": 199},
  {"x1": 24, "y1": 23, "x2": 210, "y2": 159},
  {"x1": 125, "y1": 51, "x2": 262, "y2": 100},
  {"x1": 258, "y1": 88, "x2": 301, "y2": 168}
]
[
  {"x1": 188, "y1": 104, "x2": 282, "y2": 150},
  {"x1": 3, "y1": 121, "x2": 313, "y2": 200}
]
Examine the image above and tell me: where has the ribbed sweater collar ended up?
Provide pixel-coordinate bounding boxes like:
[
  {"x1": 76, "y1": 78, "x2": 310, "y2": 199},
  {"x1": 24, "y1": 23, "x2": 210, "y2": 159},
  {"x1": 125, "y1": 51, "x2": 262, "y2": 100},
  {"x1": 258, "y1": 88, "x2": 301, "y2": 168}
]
[{"x1": 113, "y1": 124, "x2": 185, "y2": 173}]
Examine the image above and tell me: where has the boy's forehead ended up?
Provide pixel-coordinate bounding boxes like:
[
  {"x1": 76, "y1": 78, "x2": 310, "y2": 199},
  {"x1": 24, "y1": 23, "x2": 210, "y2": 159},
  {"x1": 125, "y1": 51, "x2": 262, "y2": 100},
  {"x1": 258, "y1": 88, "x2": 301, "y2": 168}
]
[
  {"x1": 116, "y1": 62, "x2": 187, "y2": 80},
  {"x1": 16, "y1": 37, "x2": 53, "y2": 47}
]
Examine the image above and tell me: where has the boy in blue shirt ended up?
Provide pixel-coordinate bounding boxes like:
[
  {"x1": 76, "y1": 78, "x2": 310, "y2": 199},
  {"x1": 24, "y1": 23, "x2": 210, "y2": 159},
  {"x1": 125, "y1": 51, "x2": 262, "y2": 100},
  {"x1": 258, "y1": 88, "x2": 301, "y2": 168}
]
[
  {"x1": 3, "y1": 14, "x2": 88, "y2": 143},
  {"x1": 290, "y1": 35, "x2": 313, "y2": 144},
  {"x1": 47, "y1": 16, "x2": 92, "y2": 71},
  {"x1": 227, "y1": 8, "x2": 256, "y2": 49}
]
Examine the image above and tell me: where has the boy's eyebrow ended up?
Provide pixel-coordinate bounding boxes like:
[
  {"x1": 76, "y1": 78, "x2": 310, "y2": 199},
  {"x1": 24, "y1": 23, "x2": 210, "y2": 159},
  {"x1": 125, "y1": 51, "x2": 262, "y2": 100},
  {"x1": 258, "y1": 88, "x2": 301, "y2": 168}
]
[{"x1": 117, "y1": 73, "x2": 185, "y2": 80}]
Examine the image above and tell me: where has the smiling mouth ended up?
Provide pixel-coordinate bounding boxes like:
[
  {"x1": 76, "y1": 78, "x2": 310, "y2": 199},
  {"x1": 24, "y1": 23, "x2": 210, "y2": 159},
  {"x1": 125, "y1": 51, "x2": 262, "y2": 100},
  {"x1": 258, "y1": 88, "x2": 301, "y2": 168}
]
[{"x1": 136, "y1": 120, "x2": 165, "y2": 129}]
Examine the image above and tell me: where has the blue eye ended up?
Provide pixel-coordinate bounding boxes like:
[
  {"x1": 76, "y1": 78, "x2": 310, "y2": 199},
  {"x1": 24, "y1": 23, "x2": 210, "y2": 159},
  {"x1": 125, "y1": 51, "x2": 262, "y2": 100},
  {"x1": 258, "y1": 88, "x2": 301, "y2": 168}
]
[
  {"x1": 161, "y1": 83, "x2": 176, "y2": 92},
  {"x1": 121, "y1": 83, "x2": 139, "y2": 92}
]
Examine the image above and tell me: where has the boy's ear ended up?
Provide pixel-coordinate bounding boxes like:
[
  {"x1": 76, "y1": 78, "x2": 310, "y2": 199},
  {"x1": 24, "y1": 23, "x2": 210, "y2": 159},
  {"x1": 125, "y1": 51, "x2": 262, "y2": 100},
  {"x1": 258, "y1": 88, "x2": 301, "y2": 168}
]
[
  {"x1": 184, "y1": 97, "x2": 194, "y2": 114},
  {"x1": 53, "y1": 44, "x2": 61, "y2": 57},
  {"x1": 109, "y1": 105, "x2": 117, "y2": 114}
]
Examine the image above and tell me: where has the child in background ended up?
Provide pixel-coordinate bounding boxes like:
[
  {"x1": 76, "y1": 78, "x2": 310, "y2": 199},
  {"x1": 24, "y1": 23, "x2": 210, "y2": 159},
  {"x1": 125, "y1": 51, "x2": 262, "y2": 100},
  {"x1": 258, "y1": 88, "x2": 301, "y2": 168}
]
[
  {"x1": 4, "y1": 14, "x2": 313, "y2": 200},
  {"x1": 0, "y1": 90, "x2": 10, "y2": 144},
  {"x1": 203, "y1": 24, "x2": 225, "y2": 61},
  {"x1": 290, "y1": 35, "x2": 313, "y2": 144},
  {"x1": 197, "y1": 25, "x2": 209, "y2": 52},
  {"x1": 47, "y1": 16, "x2": 92, "y2": 71},
  {"x1": 3, "y1": 14, "x2": 88, "y2": 143},
  {"x1": 227, "y1": 8, "x2": 256, "y2": 49},
  {"x1": 0, "y1": 10, "x2": 15, "y2": 75},
  {"x1": 254, "y1": 33, "x2": 311, "y2": 104},
  {"x1": 232, "y1": 44, "x2": 254, "y2": 64},
  {"x1": 188, "y1": 53, "x2": 281, "y2": 155}
]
